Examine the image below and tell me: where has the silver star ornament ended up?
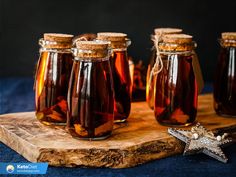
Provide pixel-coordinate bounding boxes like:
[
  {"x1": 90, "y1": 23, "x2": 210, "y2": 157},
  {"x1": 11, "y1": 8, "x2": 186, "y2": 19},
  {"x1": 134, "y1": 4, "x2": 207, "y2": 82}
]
[{"x1": 168, "y1": 123, "x2": 232, "y2": 163}]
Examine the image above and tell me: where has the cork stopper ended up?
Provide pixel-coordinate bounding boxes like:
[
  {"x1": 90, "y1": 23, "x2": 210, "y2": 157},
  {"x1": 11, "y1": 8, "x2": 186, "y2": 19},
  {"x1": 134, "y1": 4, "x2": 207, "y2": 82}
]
[
  {"x1": 97, "y1": 32, "x2": 130, "y2": 50},
  {"x1": 220, "y1": 32, "x2": 236, "y2": 47},
  {"x1": 97, "y1": 32, "x2": 127, "y2": 42},
  {"x1": 154, "y1": 28, "x2": 183, "y2": 35},
  {"x1": 74, "y1": 41, "x2": 110, "y2": 59},
  {"x1": 162, "y1": 34, "x2": 193, "y2": 44},
  {"x1": 221, "y1": 32, "x2": 236, "y2": 40},
  {"x1": 76, "y1": 41, "x2": 109, "y2": 50},
  {"x1": 159, "y1": 34, "x2": 195, "y2": 51},
  {"x1": 44, "y1": 33, "x2": 74, "y2": 42},
  {"x1": 40, "y1": 33, "x2": 74, "y2": 49}
]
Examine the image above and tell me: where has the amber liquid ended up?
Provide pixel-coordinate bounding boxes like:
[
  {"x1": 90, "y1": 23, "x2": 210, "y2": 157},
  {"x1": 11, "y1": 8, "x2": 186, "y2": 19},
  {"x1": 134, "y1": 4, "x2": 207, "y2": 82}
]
[
  {"x1": 35, "y1": 52, "x2": 73, "y2": 125},
  {"x1": 154, "y1": 54, "x2": 198, "y2": 126},
  {"x1": 214, "y1": 47, "x2": 236, "y2": 116},
  {"x1": 67, "y1": 59, "x2": 114, "y2": 140},
  {"x1": 110, "y1": 51, "x2": 132, "y2": 122},
  {"x1": 146, "y1": 48, "x2": 157, "y2": 109}
]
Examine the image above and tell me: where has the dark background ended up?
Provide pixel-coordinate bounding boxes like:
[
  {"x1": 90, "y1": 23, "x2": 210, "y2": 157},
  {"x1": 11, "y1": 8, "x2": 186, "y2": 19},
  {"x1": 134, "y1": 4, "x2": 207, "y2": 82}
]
[{"x1": 0, "y1": 0, "x2": 235, "y2": 81}]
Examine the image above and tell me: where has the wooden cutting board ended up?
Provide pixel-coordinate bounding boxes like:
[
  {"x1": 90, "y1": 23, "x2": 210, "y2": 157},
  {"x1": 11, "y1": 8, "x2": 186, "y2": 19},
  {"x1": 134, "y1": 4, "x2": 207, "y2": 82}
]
[{"x1": 0, "y1": 94, "x2": 236, "y2": 168}]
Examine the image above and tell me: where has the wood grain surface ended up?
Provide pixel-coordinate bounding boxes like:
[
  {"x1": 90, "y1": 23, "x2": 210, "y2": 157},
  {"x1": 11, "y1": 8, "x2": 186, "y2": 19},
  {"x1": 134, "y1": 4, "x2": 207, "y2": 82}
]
[{"x1": 0, "y1": 94, "x2": 236, "y2": 168}]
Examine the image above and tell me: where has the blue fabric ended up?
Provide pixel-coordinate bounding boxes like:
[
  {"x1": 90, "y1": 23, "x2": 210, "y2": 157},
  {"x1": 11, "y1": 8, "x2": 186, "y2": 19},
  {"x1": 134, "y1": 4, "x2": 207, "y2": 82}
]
[{"x1": 0, "y1": 78, "x2": 235, "y2": 177}]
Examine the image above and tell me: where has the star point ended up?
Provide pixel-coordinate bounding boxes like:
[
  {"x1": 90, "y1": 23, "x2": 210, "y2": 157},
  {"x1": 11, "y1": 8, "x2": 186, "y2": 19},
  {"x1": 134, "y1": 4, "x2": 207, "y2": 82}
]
[{"x1": 168, "y1": 123, "x2": 232, "y2": 163}]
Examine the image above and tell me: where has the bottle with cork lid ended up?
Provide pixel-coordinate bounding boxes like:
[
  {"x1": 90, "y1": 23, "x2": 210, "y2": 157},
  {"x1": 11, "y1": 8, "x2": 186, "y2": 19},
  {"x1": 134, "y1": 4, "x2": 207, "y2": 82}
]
[
  {"x1": 97, "y1": 32, "x2": 132, "y2": 122},
  {"x1": 67, "y1": 40, "x2": 114, "y2": 140},
  {"x1": 146, "y1": 28, "x2": 183, "y2": 110},
  {"x1": 153, "y1": 33, "x2": 199, "y2": 126},
  {"x1": 214, "y1": 32, "x2": 236, "y2": 117},
  {"x1": 34, "y1": 33, "x2": 74, "y2": 125}
]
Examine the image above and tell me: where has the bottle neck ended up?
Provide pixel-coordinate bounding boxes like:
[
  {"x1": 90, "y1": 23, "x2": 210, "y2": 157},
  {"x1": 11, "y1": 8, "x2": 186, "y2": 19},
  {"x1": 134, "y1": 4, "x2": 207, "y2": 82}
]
[
  {"x1": 39, "y1": 47, "x2": 72, "y2": 54},
  {"x1": 95, "y1": 38, "x2": 131, "y2": 51},
  {"x1": 112, "y1": 48, "x2": 128, "y2": 52},
  {"x1": 158, "y1": 41, "x2": 196, "y2": 53},
  {"x1": 39, "y1": 38, "x2": 72, "y2": 53},
  {"x1": 74, "y1": 55, "x2": 110, "y2": 62},
  {"x1": 72, "y1": 48, "x2": 111, "y2": 62}
]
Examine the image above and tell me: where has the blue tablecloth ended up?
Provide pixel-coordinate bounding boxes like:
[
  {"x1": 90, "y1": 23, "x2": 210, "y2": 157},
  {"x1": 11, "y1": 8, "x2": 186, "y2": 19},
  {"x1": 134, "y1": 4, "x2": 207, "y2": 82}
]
[{"x1": 0, "y1": 78, "x2": 236, "y2": 177}]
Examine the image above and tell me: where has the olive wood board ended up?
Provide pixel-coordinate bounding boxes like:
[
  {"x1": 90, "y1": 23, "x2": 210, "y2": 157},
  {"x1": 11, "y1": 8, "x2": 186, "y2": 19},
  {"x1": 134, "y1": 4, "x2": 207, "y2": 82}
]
[{"x1": 0, "y1": 94, "x2": 236, "y2": 168}]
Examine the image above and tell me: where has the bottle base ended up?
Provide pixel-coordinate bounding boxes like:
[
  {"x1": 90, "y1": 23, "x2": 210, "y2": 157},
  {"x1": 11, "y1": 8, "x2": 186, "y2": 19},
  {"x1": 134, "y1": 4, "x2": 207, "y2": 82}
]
[
  {"x1": 38, "y1": 120, "x2": 66, "y2": 126},
  {"x1": 70, "y1": 132, "x2": 112, "y2": 141},
  {"x1": 214, "y1": 102, "x2": 236, "y2": 117},
  {"x1": 36, "y1": 112, "x2": 67, "y2": 126},
  {"x1": 156, "y1": 120, "x2": 196, "y2": 127}
]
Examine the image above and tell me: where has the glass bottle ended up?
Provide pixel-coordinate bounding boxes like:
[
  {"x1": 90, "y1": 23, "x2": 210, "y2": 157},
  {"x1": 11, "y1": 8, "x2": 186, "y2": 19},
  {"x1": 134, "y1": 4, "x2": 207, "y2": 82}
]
[
  {"x1": 97, "y1": 32, "x2": 132, "y2": 122},
  {"x1": 35, "y1": 33, "x2": 74, "y2": 125},
  {"x1": 67, "y1": 41, "x2": 114, "y2": 140},
  {"x1": 146, "y1": 28, "x2": 183, "y2": 109},
  {"x1": 214, "y1": 32, "x2": 236, "y2": 117},
  {"x1": 154, "y1": 34, "x2": 198, "y2": 126}
]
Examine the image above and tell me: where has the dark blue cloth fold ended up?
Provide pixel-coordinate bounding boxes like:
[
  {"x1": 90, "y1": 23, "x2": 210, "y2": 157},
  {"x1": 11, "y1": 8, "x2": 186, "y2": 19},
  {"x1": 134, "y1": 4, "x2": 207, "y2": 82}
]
[{"x1": 0, "y1": 78, "x2": 235, "y2": 177}]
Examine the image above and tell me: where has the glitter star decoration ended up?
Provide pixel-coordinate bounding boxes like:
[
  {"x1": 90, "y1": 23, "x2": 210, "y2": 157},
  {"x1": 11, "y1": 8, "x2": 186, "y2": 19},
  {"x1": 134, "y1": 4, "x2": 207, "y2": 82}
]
[{"x1": 168, "y1": 123, "x2": 232, "y2": 163}]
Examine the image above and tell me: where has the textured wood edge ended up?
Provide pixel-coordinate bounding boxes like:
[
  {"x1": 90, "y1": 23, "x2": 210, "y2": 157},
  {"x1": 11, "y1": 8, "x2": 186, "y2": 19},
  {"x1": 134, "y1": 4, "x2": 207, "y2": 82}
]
[
  {"x1": 0, "y1": 125, "x2": 40, "y2": 163},
  {"x1": 36, "y1": 137, "x2": 184, "y2": 168}
]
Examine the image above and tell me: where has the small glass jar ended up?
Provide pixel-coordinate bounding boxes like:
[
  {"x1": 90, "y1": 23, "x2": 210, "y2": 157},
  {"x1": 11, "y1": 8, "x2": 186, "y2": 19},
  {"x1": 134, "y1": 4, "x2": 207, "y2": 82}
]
[
  {"x1": 67, "y1": 41, "x2": 114, "y2": 140},
  {"x1": 214, "y1": 32, "x2": 236, "y2": 117},
  {"x1": 97, "y1": 32, "x2": 132, "y2": 122},
  {"x1": 146, "y1": 28, "x2": 183, "y2": 109},
  {"x1": 34, "y1": 33, "x2": 74, "y2": 125},
  {"x1": 154, "y1": 34, "x2": 198, "y2": 126}
]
